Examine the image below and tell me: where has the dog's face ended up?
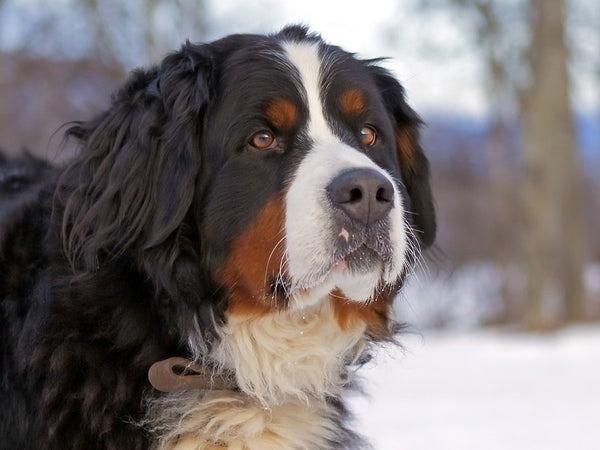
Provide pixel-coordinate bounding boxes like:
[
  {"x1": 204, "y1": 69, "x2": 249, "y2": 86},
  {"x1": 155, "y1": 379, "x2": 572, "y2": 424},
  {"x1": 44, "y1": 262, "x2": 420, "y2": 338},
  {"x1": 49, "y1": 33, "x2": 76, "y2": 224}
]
[
  {"x1": 62, "y1": 26, "x2": 435, "y2": 332},
  {"x1": 199, "y1": 30, "x2": 434, "y2": 316}
]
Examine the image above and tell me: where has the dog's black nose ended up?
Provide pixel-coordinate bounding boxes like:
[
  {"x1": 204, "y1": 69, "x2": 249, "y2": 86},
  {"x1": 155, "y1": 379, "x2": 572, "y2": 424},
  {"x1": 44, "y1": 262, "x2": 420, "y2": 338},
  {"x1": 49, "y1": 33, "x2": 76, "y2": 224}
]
[{"x1": 327, "y1": 168, "x2": 394, "y2": 226}]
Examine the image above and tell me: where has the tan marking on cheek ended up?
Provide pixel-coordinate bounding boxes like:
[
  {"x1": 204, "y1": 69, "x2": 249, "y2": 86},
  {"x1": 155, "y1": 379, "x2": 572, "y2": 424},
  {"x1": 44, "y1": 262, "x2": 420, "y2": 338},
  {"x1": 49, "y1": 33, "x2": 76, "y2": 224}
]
[
  {"x1": 340, "y1": 88, "x2": 365, "y2": 116},
  {"x1": 216, "y1": 196, "x2": 286, "y2": 317},
  {"x1": 266, "y1": 98, "x2": 298, "y2": 130},
  {"x1": 396, "y1": 127, "x2": 417, "y2": 174},
  {"x1": 329, "y1": 288, "x2": 393, "y2": 335}
]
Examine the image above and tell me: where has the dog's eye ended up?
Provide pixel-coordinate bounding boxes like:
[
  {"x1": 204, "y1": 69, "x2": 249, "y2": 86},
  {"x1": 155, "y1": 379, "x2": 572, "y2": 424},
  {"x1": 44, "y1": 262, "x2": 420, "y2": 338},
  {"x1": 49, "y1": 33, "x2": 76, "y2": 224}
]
[
  {"x1": 250, "y1": 131, "x2": 277, "y2": 150},
  {"x1": 359, "y1": 126, "x2": 377, "y2": 147}
]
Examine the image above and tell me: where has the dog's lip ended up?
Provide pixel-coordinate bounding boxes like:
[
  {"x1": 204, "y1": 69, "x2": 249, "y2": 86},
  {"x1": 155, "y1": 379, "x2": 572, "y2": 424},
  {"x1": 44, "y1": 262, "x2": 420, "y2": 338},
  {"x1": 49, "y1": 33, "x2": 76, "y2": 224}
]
[{"x1": 289, "y1": 242, "x2": 384, "y2": 292}]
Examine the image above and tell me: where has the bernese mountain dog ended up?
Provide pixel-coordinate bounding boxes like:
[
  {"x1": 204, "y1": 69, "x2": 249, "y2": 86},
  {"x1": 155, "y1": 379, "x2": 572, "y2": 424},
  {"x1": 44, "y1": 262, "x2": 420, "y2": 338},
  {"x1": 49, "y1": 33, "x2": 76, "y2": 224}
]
[{"x1": 0, "y1": 26, "x2": 435, "y2": 449}]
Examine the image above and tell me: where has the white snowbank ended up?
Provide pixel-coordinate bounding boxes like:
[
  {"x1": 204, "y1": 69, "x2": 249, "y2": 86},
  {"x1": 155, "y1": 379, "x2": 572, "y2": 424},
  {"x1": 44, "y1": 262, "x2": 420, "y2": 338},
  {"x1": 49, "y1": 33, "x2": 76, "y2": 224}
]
[
  {"x1": 350, "y1": 326, "x2": 600, "y2": 450},
  {"x1": 397, "y1": 263, "x2": 600, "y2": 330}
]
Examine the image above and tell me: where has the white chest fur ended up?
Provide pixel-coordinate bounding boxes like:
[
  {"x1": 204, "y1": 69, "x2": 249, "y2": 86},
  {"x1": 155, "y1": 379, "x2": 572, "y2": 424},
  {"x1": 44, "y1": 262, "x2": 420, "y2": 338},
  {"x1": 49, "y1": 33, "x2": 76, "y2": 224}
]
[{"x1": 152, "y1": 301, "x2": 367, "y2": 449}]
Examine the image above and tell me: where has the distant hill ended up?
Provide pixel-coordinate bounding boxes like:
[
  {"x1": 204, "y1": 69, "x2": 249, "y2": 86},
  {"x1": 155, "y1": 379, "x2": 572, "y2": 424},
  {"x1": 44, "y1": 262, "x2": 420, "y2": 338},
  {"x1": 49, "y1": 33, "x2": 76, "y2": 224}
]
[{"x1": 421, "y1": 113, "x2": 599, "y2": 180}]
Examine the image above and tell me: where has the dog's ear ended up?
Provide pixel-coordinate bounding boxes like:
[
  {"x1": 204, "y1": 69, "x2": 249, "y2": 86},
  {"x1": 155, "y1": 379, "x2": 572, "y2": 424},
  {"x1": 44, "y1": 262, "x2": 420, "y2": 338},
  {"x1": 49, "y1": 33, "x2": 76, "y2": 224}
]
[
  {"x1": 60, "y1": 43, "x2": 213, "y2": 270},
  {"x1": 368, "y1": 65, "x2": 436, "y2": 249}
]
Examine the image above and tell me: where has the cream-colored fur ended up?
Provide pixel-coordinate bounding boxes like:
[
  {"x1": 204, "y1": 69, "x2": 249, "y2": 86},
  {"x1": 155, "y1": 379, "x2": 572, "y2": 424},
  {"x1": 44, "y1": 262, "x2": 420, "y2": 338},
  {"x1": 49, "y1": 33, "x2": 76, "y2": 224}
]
[
  {"x1": 148, "y1": 300, "x2": 367, "y2": 449},
  {"x1": 212, "y1": 300, "x2": 366, "y2": 405},
  {"x1": 162, "y1": 392, "x2": 340, "y2": 450}
]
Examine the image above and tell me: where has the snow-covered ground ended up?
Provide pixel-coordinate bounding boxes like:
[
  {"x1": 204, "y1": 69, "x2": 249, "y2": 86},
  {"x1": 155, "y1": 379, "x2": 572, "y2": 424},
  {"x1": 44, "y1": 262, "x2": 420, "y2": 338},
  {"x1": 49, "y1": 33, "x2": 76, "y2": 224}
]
[{"x1": 350, "y1": 326, "x2": 600, "y2": 450}]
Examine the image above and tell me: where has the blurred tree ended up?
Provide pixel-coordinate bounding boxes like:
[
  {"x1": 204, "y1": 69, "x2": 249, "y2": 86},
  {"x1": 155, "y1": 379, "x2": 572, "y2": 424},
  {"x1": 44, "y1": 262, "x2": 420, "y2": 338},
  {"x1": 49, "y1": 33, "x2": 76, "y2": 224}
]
[
  {"x1": 80, "y1": 0, "x2": 208, "y2": 69},
  {"x1": 0, "y1": 0, "x2": 208, "y2": 70},
  {"x1": 414, "y1": 0, "x2": 527, "y2": 322},
  {"x1": 464, "y1": 1, "x2": 521, "y2": 323},
  {"x1": 412, "y1": 0, "x2": 589, "y2": 328},
  {"x1": 521, "y1": 0, "x2": 586, "y2": 327},
  {"x1": 0, "y1": 0, "x2": 208, "y2": 157}
]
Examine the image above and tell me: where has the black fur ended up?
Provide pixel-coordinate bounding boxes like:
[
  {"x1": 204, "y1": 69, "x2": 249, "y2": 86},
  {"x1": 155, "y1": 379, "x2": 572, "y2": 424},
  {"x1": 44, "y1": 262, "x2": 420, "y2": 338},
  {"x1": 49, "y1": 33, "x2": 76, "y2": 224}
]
[
  {"x1": 367, "y1": 64, "x2": 436, "y2": 248},
  {"x1": 0, "y1": 26, "x2": 435, "y2": 449}
]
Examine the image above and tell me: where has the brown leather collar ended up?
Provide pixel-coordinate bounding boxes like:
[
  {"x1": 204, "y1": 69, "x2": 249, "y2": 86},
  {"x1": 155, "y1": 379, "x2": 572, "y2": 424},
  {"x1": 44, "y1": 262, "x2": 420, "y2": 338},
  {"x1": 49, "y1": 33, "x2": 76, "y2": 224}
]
[{"x1": 148, "y1": 357, "x2": 237, "y2": 393}]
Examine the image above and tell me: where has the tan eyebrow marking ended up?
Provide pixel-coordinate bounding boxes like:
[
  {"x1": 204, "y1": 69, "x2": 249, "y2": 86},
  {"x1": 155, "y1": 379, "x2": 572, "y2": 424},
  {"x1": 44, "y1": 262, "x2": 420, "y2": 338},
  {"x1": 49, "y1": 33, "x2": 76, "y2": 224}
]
[
  {"x1": 266, "y1": 98, "x2": 298, "y2": 130},
  {"x1": 340, "y1": 88, "x2": 365, "y2": 116}
]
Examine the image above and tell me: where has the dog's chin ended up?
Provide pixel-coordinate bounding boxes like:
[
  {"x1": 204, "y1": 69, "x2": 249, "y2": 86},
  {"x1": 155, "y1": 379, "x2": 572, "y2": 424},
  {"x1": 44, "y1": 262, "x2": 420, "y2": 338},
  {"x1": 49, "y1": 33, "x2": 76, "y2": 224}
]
[{"x1": 286, "y1": 253, "x2": 391, "y2": 310}]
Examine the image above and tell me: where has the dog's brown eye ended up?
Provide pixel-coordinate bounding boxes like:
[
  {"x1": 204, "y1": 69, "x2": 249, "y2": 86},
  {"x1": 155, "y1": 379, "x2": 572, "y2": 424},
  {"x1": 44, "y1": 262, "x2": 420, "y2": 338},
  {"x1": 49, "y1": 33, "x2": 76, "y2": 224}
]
[
  {"x1": 359, "y1": 126, "x2": 377, "y2": 146},
  {"x1": 250, "y1": 131, "x2": 276, "y2": 150}
]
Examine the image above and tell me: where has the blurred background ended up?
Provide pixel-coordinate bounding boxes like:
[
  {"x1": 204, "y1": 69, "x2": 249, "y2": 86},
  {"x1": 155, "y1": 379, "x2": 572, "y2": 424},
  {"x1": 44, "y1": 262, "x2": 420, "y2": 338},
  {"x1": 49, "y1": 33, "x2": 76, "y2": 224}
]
[{"x1": 1, "y1": 0, "x2": 599, "y2": 448}]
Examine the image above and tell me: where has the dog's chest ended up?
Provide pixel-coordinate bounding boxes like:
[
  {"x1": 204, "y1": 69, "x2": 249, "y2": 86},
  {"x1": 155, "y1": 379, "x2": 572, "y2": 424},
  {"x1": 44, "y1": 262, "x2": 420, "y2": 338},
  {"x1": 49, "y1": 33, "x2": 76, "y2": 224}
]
[
  {"x1": 162, "y1": 302, "x2": 367, "y2": 449},
  {"x1": 213, "y1": 302, "x2": 367, "y2": 403}
]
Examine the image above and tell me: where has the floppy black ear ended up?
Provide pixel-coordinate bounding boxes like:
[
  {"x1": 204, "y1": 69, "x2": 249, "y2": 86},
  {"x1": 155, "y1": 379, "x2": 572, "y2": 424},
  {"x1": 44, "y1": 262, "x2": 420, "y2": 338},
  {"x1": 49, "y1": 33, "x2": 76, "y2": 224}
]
[
  {"x1": 60, "y1": 43, "x2": 213, "y2": 271},
  {"x1": 368, "y1": 65, "x2": 436, "y2": 249}
]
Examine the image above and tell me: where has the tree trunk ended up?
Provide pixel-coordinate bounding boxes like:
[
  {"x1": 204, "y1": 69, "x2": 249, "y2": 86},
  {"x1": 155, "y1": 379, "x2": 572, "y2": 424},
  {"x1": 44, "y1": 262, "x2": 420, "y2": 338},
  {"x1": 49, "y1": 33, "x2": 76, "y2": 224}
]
[
  {"x1": 482, "y1": 5, "x2": 519, "y2": 323},
  {"x1": 488, "y1": 110, "x2": 518, "y2": 322},
  {"x1": 520, "y1": 0, "x2": 586, "y2": 329}
]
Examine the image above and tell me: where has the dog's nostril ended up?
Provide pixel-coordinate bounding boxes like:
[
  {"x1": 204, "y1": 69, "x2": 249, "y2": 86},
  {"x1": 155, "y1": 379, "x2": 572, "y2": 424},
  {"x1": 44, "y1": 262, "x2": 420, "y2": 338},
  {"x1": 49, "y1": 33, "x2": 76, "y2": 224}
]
[
  {"x1": 328, "y1": 168, "x2": 394, "y2": 226},
  {"x1": 349, "y1": 188, "x2": 363, "y2": 203},
  {"x1": 376, "y1": 187, "x2": 391, "y2": 203}
]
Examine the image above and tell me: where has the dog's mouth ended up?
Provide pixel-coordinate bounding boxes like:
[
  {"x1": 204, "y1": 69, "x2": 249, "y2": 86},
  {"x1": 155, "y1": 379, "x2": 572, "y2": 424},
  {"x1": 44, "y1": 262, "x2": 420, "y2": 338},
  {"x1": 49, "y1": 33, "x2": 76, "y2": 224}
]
[
  {"x1": 334, "y1": 242, "x2": 387, "y2": 272},
  {"x1": 330, "y1": 221, "x2": 395, "y2": 274},
  {"x1": 271, "y1": 225, "x2": 396, "y2": 300}
]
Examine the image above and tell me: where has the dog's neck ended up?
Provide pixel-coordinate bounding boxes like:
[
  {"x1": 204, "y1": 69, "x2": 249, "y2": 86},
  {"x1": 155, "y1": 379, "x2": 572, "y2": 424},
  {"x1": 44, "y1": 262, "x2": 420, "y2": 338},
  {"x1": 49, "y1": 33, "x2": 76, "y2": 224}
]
[
  {"x1": 211, "y1": 298, "x2": 367, "y2": 406},
  {"x1": 146, "y1": 297, "x2": 369, "y2": 448}
]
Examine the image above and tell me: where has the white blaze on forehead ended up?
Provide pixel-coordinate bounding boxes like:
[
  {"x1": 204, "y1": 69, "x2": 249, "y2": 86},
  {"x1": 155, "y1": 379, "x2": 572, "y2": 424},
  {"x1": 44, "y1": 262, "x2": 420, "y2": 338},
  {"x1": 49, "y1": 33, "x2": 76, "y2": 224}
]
[
  {"x1": 282, "y1": 42, "x2": 337, "y2": 144},
  {"x1": 280, "y1": 40, "x2": 408, "y2": 306}
]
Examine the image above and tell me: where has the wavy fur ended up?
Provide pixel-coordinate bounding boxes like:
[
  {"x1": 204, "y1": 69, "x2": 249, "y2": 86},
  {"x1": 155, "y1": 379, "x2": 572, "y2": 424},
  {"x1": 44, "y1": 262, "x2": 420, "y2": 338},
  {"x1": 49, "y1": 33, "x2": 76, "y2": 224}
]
[{"x1": 0, "y1": 25, "x2": 435, "y2": 449}]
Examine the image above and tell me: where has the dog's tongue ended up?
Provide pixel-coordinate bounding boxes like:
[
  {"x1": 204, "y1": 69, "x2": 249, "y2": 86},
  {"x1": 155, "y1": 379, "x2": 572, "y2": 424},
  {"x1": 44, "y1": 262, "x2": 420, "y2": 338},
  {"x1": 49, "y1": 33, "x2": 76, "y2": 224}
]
[
  {"x1": 148, "y1": 357, "x2": 236, "y2": 392},
  {"x1": 332, "y1": 259, "x2": 347, "y2": 272}
]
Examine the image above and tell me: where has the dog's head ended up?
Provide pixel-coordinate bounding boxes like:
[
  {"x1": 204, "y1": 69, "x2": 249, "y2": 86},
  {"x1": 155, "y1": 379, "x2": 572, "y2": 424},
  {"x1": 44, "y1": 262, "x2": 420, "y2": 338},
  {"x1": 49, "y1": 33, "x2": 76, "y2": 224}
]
[{"x1": 60, "y1": 25, "x2": 435, "y2": 346}]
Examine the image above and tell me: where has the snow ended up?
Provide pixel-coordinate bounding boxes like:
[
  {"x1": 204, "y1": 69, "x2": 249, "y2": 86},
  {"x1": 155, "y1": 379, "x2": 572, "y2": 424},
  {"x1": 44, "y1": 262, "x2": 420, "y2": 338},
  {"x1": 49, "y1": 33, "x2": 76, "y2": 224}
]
[
  {"x1": 396, "y1": 263, "x2": 506, "y2": 330},
  {"x1": 350, "y1": 326, "x2": 600, "y2": 450},
  {"x1": 396, "y1": 264, "x2": 600, "y2": 330}
]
